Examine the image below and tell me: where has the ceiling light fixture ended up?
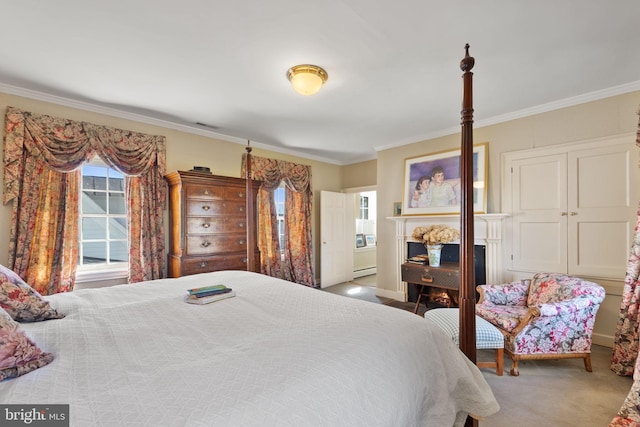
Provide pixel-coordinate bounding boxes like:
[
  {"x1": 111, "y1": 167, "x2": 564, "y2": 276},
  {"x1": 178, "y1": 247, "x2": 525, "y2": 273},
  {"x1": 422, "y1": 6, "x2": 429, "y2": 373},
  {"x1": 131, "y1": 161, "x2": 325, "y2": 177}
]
[{"x1": 287, "y1": 64, "x2": 328, "y2": 96}]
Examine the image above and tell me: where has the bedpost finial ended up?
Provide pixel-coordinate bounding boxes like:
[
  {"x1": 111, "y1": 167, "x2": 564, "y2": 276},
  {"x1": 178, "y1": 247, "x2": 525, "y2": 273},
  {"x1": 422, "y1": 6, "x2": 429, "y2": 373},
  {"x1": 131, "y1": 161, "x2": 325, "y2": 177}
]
[
  {"x1": 460, "y1": 43, "x2": 475, "y2": 72},
  {"x1": 246, "y1": 139, "x2": 252, "y2": 154}
]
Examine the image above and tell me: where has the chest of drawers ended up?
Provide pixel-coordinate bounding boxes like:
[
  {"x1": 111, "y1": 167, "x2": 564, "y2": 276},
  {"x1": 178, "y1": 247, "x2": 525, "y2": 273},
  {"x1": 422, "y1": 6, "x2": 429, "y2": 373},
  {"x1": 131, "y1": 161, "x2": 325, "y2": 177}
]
[{"x1": 165, "y1": 171, "x2": 260, "y2": 278}]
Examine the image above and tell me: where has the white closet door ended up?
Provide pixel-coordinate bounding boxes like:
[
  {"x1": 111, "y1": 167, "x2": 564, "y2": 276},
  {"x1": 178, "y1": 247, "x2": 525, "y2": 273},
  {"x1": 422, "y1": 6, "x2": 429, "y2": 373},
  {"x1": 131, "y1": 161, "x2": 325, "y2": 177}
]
[
  {"x1": 510, "y1": 154, "x2": 568, "y2": 273},
  {"x1": 568, "y1": 145, "x2": 637, "y2": 278}
]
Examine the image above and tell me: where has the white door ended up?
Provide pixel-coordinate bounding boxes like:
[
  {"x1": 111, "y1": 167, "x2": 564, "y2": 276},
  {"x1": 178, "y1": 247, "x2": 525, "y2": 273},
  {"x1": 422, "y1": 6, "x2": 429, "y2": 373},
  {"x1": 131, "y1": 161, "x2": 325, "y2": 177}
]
[
  {"x1": 568, "y1": 145, "x2": 638, "y2": 277},
  {"x1": 320, "y1": 191, "x2": 353, "y2": 288},
  {"x1": 510, "y1": 153, "x2": 568, "y2": 273}
]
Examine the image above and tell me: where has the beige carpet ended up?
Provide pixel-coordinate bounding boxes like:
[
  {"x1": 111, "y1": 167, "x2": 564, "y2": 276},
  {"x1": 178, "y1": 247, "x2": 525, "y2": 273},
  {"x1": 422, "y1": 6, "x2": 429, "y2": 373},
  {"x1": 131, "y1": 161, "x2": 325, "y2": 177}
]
[{"x1": 478, "y1": 344, "x2": 630, "y2": 426}]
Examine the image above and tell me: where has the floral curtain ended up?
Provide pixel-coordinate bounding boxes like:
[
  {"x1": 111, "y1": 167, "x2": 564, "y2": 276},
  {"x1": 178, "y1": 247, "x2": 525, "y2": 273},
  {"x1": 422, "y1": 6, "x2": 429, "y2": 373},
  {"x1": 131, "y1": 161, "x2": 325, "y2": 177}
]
[
  {"x1": 242, "y1": 154, "x2": 314, "y2": 287},
  {"x1": 612, "y1": 107, "x2": 640, "y2": 375},
  {"x1": 609, "y1": 107, "x2": 640, "y2": 425},
  {"x1": 3, "y1": 107, "x2": 166, "y2": 294}
]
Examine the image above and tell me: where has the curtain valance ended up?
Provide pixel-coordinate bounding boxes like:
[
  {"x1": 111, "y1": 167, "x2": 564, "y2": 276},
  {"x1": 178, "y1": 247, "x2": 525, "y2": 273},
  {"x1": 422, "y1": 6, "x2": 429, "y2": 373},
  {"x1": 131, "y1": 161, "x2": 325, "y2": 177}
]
[
  {"x1": 3, "y1": 106, "x2": 166, "y2": 204},
  {"x1": 242, "y1": 153, "x2": 311, "y2": 194}
]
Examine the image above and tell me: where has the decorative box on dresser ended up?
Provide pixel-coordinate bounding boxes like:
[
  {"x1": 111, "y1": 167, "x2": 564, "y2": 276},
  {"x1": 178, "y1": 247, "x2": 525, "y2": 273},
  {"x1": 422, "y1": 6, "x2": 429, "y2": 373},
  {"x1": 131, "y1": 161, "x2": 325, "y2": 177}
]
[{"x1": 165, "y1": 171, "x2": 260, "y2": 278}]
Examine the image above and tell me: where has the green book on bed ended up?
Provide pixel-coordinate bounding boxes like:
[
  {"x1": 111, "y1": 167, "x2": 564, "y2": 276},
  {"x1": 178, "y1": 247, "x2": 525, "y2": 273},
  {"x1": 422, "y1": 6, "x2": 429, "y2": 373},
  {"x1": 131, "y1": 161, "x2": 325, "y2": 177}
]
[
  {"x1": 184, "y1": 290, "x2": 236, "y2": 305},
  {"x1": 187, "y1": 284, "x2": 228, "y2": 296}
]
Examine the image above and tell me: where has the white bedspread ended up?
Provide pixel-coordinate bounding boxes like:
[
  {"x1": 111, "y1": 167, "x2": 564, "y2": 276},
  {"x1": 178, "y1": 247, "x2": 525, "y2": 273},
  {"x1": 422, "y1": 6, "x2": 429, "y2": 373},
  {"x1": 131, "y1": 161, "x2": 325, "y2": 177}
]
[{"x1": 0, "y1": 271, "x2": 498, "y2": 426}]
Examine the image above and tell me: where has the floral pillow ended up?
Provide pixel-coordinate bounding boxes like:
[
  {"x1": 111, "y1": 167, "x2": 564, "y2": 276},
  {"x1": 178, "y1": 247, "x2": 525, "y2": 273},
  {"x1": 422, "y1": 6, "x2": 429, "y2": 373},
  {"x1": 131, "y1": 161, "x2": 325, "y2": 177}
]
[
  {"x1": 0, "y1": 264, "x2": 64, "y2": 322},
  {"x1": 527, "y1": 272, "x2": 578, "y2": 306},
  {"x1": 0, "y1": 305, "x2": 54, "y2": 381}
]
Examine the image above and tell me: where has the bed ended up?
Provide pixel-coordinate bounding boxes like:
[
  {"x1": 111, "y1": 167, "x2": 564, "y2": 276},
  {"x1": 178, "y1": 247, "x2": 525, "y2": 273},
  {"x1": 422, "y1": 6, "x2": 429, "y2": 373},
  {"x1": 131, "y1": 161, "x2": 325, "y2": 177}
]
[{"x1": 1, "y1": 270, "x2": 498, "y2": 426}]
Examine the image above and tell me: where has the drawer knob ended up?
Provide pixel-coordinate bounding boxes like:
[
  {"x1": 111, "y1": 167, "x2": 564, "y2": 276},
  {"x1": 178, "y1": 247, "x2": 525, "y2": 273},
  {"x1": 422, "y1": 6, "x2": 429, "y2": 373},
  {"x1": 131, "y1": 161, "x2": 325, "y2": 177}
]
[
  {"x1": 202, "y1": 205, "x2": 210, "y2": 211},
  {"x1": 238, "y1": 239, "x2": 246, "y2": 245},
  {"x1": 238, "y1": 192, "x2": 245, "y2": 198},
  {"x1": 239, "y1": 206, "x2": 245, "y2": 212},
  {"x1": 238, "y1": 222, "x2": 245, "y2": 228},
  {"x1": 200, "y1": 240, "x2": 211, "y2": 248},
  {"x1": 202, "y1": 189, "x2": 210, "y2": 195},
  {"x1": 202, "y1": 223, "x2": 210, "y2": 229},
  {"x1": 241, "y1": 257, "x2": 248, "y2": 263},
  {"x1": 199, "y1": 261, "x2": 207, "y2": 268}
]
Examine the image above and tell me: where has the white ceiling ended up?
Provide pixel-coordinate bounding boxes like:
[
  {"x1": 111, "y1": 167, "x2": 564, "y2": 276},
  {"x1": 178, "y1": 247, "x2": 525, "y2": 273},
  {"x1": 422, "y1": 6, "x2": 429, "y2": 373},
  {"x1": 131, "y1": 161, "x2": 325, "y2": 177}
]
[{"x1": 1, "y1": 1, "x2": 639, "y2": 165}]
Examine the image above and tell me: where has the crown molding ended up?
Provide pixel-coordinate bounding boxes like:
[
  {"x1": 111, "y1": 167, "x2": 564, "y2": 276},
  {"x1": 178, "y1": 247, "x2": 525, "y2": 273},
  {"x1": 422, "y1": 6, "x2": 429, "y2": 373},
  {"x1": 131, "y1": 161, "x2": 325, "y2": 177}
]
[
  {"x1": 0, "y1": 82, "x2": 344, "y2": 165},
  {"x1": 2, "y1": 79, "x2": 638, "y2": 166},
  {"x1": 375, "y1": 80, "x2": 640, "y2": 153}
]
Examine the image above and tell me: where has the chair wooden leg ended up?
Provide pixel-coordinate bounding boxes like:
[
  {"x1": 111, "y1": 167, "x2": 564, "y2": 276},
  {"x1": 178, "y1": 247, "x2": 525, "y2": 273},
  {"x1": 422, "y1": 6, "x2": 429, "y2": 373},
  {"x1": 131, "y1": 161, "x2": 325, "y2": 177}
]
[
  {"x1": 584, "y1": 354, "x2": 593, "y2": 372},
  {"x1": 496, "y1": 348, "x2": 504, "y2": 376},
  {"x1": 510, "y1": 357, "x2": 520, "y2": 376}
]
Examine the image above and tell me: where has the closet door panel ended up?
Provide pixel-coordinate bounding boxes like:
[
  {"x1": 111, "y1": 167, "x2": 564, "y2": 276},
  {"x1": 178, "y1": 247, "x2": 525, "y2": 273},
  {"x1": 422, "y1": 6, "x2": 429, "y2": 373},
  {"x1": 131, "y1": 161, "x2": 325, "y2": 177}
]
[
  {"x1": 510, "y1": 154, "x2": 568, "y2": 273},
  {"x1": 568, "y1": 145, "x2": 638, "y2": 278}
]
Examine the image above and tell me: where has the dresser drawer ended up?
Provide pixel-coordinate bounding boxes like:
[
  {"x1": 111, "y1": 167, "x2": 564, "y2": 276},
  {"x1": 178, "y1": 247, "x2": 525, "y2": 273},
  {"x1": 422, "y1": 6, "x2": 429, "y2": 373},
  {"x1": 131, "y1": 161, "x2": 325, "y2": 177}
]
[
  {"x1": 186, "y1": 217, "x2": 247, "y2": 234},
  {"x1": 185, "y1": 199, "x2": 246, "y2": 216},
  {"x1": 225, "y1": 187, "x2": 247, "y2": 200},
  {"x1": 186, "y1": 184, "x2": 225, "y2": 200},
  {"x1": 181, "y1": 255, "x2": 249, "y2": 276},
  {"x1": 186, "y1": 234, "x2": 246, "y2": 255},
  {"x1": 401, "y1": 264, "x2": 460, "y2": 290}
]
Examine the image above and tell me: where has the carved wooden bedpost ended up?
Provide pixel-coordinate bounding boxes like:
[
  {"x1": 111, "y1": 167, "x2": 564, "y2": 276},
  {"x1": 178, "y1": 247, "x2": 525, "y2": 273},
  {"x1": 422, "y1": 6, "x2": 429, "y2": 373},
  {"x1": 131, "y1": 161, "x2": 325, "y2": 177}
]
[
  {"x1": 459, "y1": 43, "x2": 477, "y2": 362},
  {"x1": 460, "y1": 43, "x2": 479, "y2": 427},
  {"x1": 245, "y1": 141, "x2": 256, "y2": 272}
]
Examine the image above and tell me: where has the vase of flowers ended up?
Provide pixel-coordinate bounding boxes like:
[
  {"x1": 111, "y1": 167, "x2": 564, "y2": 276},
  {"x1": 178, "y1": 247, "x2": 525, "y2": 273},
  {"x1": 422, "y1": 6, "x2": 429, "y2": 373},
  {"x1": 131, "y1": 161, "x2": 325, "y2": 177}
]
[
  {"x1": 411, "y1": 225, "x2": 460, "y2": 267},
  {"x1": 426, "y1": 244, "x2": 443, "y2": 267}
]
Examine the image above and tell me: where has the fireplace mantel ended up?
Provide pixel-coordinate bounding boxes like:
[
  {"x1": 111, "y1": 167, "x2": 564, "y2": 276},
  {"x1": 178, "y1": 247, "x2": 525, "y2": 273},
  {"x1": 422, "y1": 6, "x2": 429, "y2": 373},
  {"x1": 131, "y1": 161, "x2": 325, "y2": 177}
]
[{"x1": 387, "y1": 213, "x2": 508, "y2": 301}]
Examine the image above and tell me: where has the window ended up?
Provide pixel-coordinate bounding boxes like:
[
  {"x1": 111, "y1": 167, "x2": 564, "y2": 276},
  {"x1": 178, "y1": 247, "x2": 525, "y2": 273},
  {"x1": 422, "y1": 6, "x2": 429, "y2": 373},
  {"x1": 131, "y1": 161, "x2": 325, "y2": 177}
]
[
  {"x1": 359, "y1": 196, "x2": 369, "y2": 220},
  {"x1": 355, "y1": 191, "x2": 376, "y2": 250},
  {"x1": 274, "y1": 185, "x2": 285, "y2": 256},
  {"x1": 78, "y1": 159, "x2": 127, "y2": 272}
]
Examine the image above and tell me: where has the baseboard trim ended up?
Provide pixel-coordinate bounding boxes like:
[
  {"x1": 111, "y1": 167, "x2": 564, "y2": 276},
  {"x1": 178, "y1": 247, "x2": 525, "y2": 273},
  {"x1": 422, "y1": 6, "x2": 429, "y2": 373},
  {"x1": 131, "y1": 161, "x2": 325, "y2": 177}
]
[
  {"x1": 354, "y1": 267, "x2": 376, "y2": 278},
  {"x1": 593, "y1": 333, "x2": 614, "y2": 349}
]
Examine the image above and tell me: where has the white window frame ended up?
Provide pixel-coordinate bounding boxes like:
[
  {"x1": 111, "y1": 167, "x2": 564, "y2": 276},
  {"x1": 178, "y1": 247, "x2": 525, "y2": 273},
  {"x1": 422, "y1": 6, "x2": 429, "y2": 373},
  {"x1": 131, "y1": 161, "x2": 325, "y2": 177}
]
[{"x1": 76, "y1": 158, "x2": 128, "y2": 282}]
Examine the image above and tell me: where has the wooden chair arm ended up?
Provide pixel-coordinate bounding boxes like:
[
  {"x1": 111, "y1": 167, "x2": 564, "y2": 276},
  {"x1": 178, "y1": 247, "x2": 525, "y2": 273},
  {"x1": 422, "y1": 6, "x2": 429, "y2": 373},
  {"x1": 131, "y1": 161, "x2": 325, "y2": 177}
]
[
  {"x1": 476, "y1": 285, "x2": 486, "y2": 304},
  {"x1": 510, "y1": 306, "x2": 541, "y2": 336}
]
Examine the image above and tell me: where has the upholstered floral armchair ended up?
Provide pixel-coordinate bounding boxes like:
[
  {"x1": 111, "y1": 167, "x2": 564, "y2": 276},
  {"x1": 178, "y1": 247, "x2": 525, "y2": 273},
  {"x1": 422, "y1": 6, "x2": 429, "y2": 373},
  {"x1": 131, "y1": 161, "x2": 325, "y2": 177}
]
[{"x1": 475, "y1": 272, "x2": 606, "y2": 376}]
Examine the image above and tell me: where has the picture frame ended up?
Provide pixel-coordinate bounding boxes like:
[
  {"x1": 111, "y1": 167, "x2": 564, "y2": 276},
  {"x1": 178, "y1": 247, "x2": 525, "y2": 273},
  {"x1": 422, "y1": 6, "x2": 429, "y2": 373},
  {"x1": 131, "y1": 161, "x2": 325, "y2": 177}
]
[
  {"x1": 393, "y1": 202, "x2": 402, "y2": 216},
  {"x1": 365, "y1": 234, "x2": 376, "y2": 246},
  {"x1": 355, "y1": 233, "x2": 366, "y2": 248},
  {"x1": 402, "y1": 142, "x2": 488, "y2": 216}
]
